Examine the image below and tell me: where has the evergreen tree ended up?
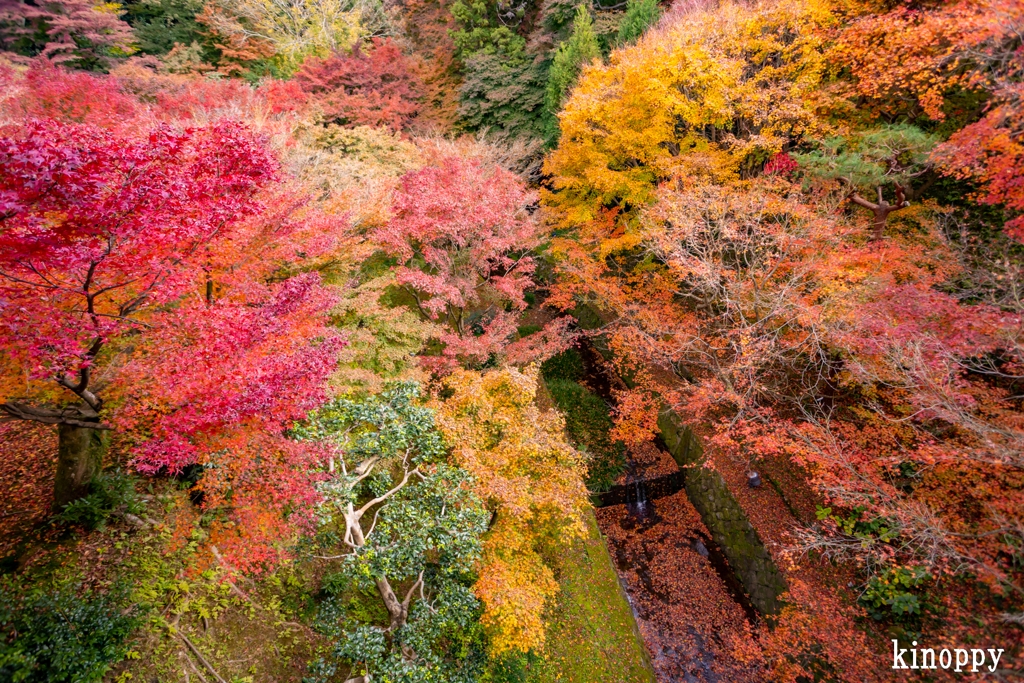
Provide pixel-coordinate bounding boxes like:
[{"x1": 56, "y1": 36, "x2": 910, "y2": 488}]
[
  {"x1": 449, "y1": 0, "x2": 530, "y2": 60},
  {"x1": 459, "y1": 53, "x2": 549, "y2": 142},
  {"x1": 544, "y1": 3, "x2": 599, "y2": 142},
  {"x1": 121, "y1": 0, "x2": 208, "y2": 57},
  {"x1": 795, "y1": 124, "x2": 939, "y2": 241},
  {"x1": 616, "y1": 0, "x2": 658, "y2": 47}
]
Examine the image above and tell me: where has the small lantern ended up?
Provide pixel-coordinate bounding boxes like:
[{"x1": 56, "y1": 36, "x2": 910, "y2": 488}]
[{"x1": 747, "y1": 470, "x2": 762, "y2": 489}]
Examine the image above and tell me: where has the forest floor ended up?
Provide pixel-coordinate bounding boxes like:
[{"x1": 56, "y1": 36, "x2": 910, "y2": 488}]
[
  {"x1": 549, "y1": 334, "x2": 765, "y2": 683},
  {"x1": 594, "y1": 426, "x2": 763, "y2": 682},
  {"x1": 0, "y1": 422, "x2": 58, "y2": 559}
]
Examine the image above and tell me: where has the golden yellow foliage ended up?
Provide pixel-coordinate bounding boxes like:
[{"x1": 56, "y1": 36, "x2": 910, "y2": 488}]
[
  {"x1": 433, "y1": 366, "x2": 589, "y2": 655},
  {"x1": 544, "y1": 0, "x2": 836, "y2": 251}
]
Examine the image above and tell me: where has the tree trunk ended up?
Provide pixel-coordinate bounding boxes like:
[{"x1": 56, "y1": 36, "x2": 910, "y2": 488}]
[
  {"x1": 53, "y1": 424, "x2": 108, "y2": 510},
  {"x1": 375, "y1": 576, "x2": 409, "y2": 631},
  {"x1": 871, "y1": 208, "x2": 889, "y2": 242}
]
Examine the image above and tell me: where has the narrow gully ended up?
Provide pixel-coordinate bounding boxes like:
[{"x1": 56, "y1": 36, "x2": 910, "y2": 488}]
[{"x1": 575, "y1": 338, "x2": 762, "y2": 682}]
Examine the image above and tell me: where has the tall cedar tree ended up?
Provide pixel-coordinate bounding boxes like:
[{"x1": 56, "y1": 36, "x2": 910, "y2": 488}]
[
  {"x1": 616, "y1": 0, "x2": 659, "y2": 47},
  {"x1": 544, "y1": 3, "x2": 599, "y2": 142}
]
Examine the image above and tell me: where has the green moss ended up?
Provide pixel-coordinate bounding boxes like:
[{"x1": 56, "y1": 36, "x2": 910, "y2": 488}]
[
  {"x1": 528, "y1": 510, "x2": 655, "y2": 683},
  {"x1": 540, "y1": 348, "x2": 585, "y2": 382},
  {"x1": 545, "y1": 378, "x2": 626, "y2": 491},
  {"x1": 517, "y1": 324, "x2": 543, "y2": 338}
]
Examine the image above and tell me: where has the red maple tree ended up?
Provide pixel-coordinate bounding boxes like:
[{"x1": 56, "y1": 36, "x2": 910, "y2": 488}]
[
  {"x1": 0, "y1": 117, "x2": 278, "y2": 505},
  {"x1": 293, "y1": 38, "x2": 422, "y2": 130}
]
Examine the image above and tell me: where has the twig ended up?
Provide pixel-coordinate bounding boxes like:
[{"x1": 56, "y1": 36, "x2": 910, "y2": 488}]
[
  {"x1": 208, "y1": 546, "x2": 255, "y2": 601},
  {"x1": 185, "y1": 655, "x2": 210, "y2": 683},
  {"x1": 179, "y1": 633, "x2": 227, "y2": 683}
]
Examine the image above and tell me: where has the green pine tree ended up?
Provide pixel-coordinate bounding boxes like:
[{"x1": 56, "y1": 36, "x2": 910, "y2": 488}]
[
  {"x1": 544, "y1": 3, "x2": 600, "y2": 143},
  {"x1": 122, "y1": 0, "x2": 210, "y2": 58},
  {"x1": 616, "y1": 0, "x2": 659, "y2": 47}
]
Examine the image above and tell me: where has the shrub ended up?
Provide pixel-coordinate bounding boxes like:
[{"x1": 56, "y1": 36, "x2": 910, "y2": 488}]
[
  {"x1": 858, "y1": 565, "x2": 933, "y2": 625},
  {"x1": 3, "y1": 63, "x2": 139, "y2": 127},
  {"x1": 0, "y1": 578, "x2": 145, "y2": 682},
  {"x1": 54, "y1": 469, "x2": 144, "y2": 530}
]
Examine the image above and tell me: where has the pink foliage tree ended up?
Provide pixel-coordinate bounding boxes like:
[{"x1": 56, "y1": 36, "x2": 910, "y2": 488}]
[
  {"x1": 0, "y1": 0, "x2": 136, "y2": 69},
  {"x1": 376, "y1": 156, "x2": 572, "y2": 370}
]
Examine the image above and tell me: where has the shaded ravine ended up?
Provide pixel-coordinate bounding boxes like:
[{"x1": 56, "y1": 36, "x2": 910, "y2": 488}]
[
  {"x1": 598, "y1": 493, "x2": 760, "y2": 683},
  {"x1": 574, "y1": 340, "x2": 763, "y2": 683},
  {"x1": 598, "y1": 474, "x2": 760, "y2": 627}
]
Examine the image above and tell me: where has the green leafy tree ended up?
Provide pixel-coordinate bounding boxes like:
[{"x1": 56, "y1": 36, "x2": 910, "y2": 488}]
[
  {"x1": 121, "y1": 0, "x2": 212, "y2": 57},
  {"x1": 616, "y1": 0, "x2": 658, "y2": 47},
  {"x1": 293, "y1": 384, "x2": 490, "y2": 683},
  {"x1": 449, "y1": 0, "x2": 531, "y2": 60},
  {"x1": 544, "y1": 3, "x2": 599, "y2": 141},
  {"x1": 795, "y1": 124, "x2": 940, "y2": 241}
]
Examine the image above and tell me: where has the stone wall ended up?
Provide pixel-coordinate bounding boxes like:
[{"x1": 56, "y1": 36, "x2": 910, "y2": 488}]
[{"x1": 658, "y1": 411, "x2": 788, "y2": 615}]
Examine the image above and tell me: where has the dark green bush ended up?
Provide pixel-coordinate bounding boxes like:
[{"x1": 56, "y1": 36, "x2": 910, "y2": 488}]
[
  {"x1": 540, "y1": 347, "x2": 585, "y2": 382},
  {"x1": 54, "y1": 469, "x2": 144, "y2": 530},
  {"x1": 545, "y1": 378, "x2": 625, "y2": 491},
  {"x1": 858, "y1": 565, "x2": 933, "y2": 625},
  {"x1": 0, "y1": 578, "x2": 145, "y2": 682}
]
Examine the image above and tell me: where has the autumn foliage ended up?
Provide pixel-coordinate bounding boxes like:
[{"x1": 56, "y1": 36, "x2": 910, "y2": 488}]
[
  {"x1": 434, "y1": 366, "x2": 589, "y2": 654},
  {"x1": 378, "y1": 155, "x2": 571, "y2": 369},
  {"x1": 2, "y1": 0, "x2": 1024, "y2": 677},
  {"x1": 0, "y1": 70, "x2": 345, "y2": 568},
  {"x1": 294, "y1": 38, "x2": 423, "y2": 131},
  {"x1": 542, "y1": 0, "x2": 1024, "y2": 673},
  {"x1": 0, "y1": 117, "x2": 277, "y2": 416}
]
